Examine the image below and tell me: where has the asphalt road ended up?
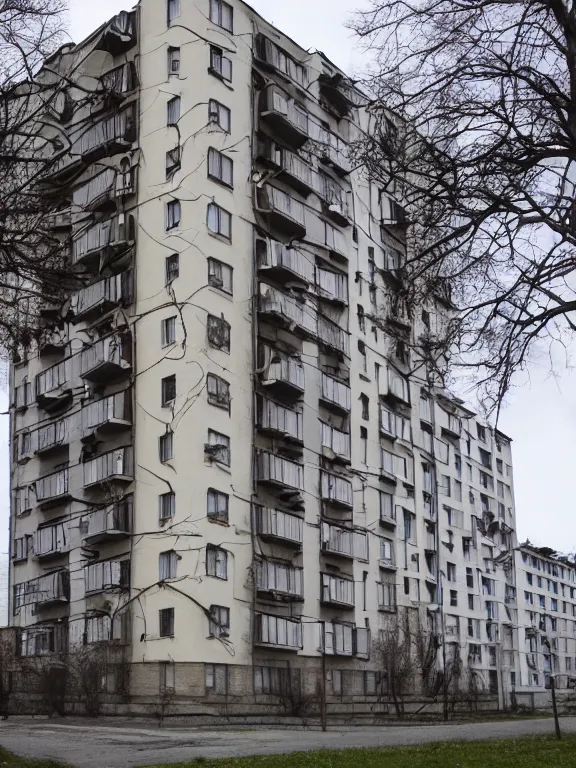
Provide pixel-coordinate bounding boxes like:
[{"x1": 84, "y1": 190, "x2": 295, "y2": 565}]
[{"x1": 0, "y1": 716, "x2": 574, "y2": 767}]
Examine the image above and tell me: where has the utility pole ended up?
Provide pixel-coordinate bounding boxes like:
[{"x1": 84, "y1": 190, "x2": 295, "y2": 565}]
[{"x1": 550, "y1": 676, "x2": 561, "y2": 740}]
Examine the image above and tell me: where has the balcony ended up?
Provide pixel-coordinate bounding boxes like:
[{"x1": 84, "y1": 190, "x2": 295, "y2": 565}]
[
  {"x1": 320, "y1": 470, "x2": 353, "y2": 509},
  {"x1": 255, "y1": 186, "x2": 307, "y2": 238},
  {"x1": 257, "y1": 396, "x2": 303, "y2": 443},
  {"x1": 316, "y1": 268, "x2": 348, "y2": 304},
  {"x1": 32, "y1": 523, "x2": 68, "y2": 560},
  {"x1": 321, "y1": 573, "x2": 354, "y2": 608},
  {"x1": 80, "y1": 332, "x2": 132, "y2": 383},
  {"x1": 323, "y1": 622, "x2": 370, "y2": 657},
  {"x1": 71, "y1": 271, "x2": 133, "y2": 321},
  {"x1": 72, "y1": 105, "x2": 136, "y2": 162},
  {"x1": 317, "y1": 315, "x2": 349, "y2": 355},
  {"x1": 259, "y1": 85, "x2": 309, "y2": 148},
  {"x1": 35, "y1": 359, "x2": 73, "y2": 412},
  {"x1": 100, "y1": 62, "x2": 137, "y2": 98},
  {"x1": 252, "y1": 506, "x2": 303, "y2": 547},
  {"x1": 85, "y1": 559, "x2": 130, "y2": 596},
  {"x1": 256, "y1": 450, "x2": 304, "y2": 494},
  {"x1": 35, "y1": 469, "x2": 70, "y2": 508},
  {"x1": 321, "y1": 422, "x2": 351, "y2": 463},
  {"x1": 320, "y1": 132, "x2": 351, "y2": 176},
  {"x1": 319, "y1": 73, "x2": 362, "y2": 118},
  {"x1": 378, "y1": 581, "x2": 397, "y2": 612},
  {"x1": 256, "y1": 560, "x2": 303, "y2": 599},
  {"x1": 84, "y1": 446, "x2": 133, "y2": 488},
  {"x1": 83, "y1": 497, "x2": 132, "y2": 545},
  {"x1": 31, "y1": 418, "x2": 69, "y2": 455},
  {"x1": 73, "y1": 168, "x2": 116, "y2": 211},
  {"x1": 14, "y1": 571, "x2": 69, "y2": 611},
  {"x1": 258, "y1": 284, "x2": 317, "y2": 338},
  {"x1": 320, "y1": 373, "x2": 350, "y2": 413},
  {"x1": 95, "y1": 10, "x2": 136, "y2": 55},
  {"x1": 72, "y1": 214, "x2": 134, "y2": 268},
  {"x1": 254, "y1": 613, "x2": 303, "y2": 650},
  {"x1": 19, "y1": 623, "x2": 68, "y2": 657},
  {"x1": 256, "y1": 237, "x2": 314, "y2": 286},
  {"x1": 46, "y1": 208, "x2": 71, "y2": 230},
  {"x1": 321, "y1": 522, "x2": 367, "y2": 560},
  {"x1": 259, "y1": 345, "x2": 305, "y2": 397},
  {"x1": 82, "y1": 391, "x2": 131, "y2": 434},
  {"x1": 258, "y1": 140, "x2": 318, "y2": 197}
]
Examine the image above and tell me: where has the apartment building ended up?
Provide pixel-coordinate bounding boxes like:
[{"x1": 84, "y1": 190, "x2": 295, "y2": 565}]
[
  {"x1": 8, "y1": 0, "x2": 518, "y2": 714},
  {"x1": 515, "y1": 545, "x2": 576, "y2": 693}
]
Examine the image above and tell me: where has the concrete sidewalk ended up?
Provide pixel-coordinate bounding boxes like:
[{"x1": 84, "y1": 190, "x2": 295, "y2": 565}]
[{"x1": 0, "y1": 715, "x2": 573, "y2": 767}]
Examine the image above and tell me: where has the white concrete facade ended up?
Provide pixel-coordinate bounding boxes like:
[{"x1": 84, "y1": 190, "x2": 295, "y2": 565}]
[{"x1": 8, "y1": 0, "x2": 521, "y2": 711}]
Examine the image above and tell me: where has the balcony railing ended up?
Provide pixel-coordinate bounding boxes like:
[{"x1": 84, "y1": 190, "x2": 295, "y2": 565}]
[
  {"x1": 259, "y1": 85, "x2": 310, "y2": 148},
  {"x1": 316, "y1": 268, "x2": 348, "y2": 303},
  {"x1": 259, "y1": 140, "x2": 318, "y2": 196},
  {"x1": 83, "y1": 497, "x2": 132, "y2": 544},
  {"x1": 321, "y1": 422, "x2": 351, "y2": 462},
  {"x1": 320, "y1": 470, "x2": 353, "y2": 508},
  {"x1": 258, "y1": 396, "x2": 303, "y2": 442},
  {"x1": 85, "y1": 559, "x2": 130, "y2": 595},
  {"x1": 95, "y1": 10, "x2": 136, "y2": 55},
  {"x1": 71, "y1": 271, "x2": 133, "y2": 321},
  {"x1": 73, "y1": 168, "x2": 116, "y2": 210},
  {"x1": 321, "y1": 373, "x2": 350, "y2": 412},
  {"x1": 256, "y1": 451, "x2": 304, "y2": 491},
  {"x1": 254, "y1": 613, "x2": 302, "y2": 650},
  {"x1": 29, "y1": 417, "x2": 69, "y2": 455},
  {"x1": 35, "y1": 468, "x2": 69, "y2": 505},
  {"x1": 256, "y1": 185, "x2": 307, "y2": 237},
  {"x1": 80, "y1": 332, "x2": 132, "y2": 382},
  {"x1": 321, "y1": 573, "x2": 354, "y2": 607},
  {"x1": 72, "y1": 214, "x2": 134, "y2": 266},
  {"x1": 13, "y1": 571, "x2": 69, "y2": 610},
  {"x1": 33, "y1": 523, "x2": 68, "y2": 559},
  {"x1": 252, "y1": 506, "x2": 303, "y2": 546},
  {"x1": 259, "y1": 284, "x2": 317, "y2": 338},
  {"x1": 260, "y1": 345, "x2": 305, "y2": 394},
  {"x1": 83, "y1": 446, "x2": 133, "y2": 488},
  {"x1": 377, "y1": 582, "x2": 397, "y2": 612},
  {"x1": 72, "y1": 105, "x2": 135, "y2": 160},
  {"x1": 100, "y1": 62, "x2": 136, "y2": 96},
  {"x1": 36, "y1": 359, "x2": 70, "y2": 398},
  {"x1": 317, "y1": 315, "x2": 349, "y2": 354},
  {"x1": 82, "y1": 391, "x2": 131, "y2": 433},
  {"x1": 321, "y1": 522, "x2": 368, "y2": 560},
  {"x1": 257, "y1": 238, "x2": 315, "y2": 285},
  {"x1": 256, "y1": 560, "x2": 303, "y2": 598}
]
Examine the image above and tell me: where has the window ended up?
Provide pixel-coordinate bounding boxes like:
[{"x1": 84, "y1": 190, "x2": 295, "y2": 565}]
[
  {"x1": 161, "y1": 316, "x2": 177, "y2": 346},
  {"x1": 165, "y1": 253, "x2": 179, "y2": 283},
  {"x1": 161, "y1": 374, "x2": 176, "y2": 406},
  {"x1": 567, "y1": 657, "x2": 572, "y2": 671},
  {"x1": 207, "y1": 203, "x2": 232, "y2": 239},
  {"x1": 206, "y1": 545, "x2": 228, "y2": 579},
  {"x1": 551, "y1": 617, "x2": 557, "y2": 631},
  {"x1": 159, "y1": 551, "x2": 177, "y2": 580},
  {"x1": 208, "y1": 148, "x2": 233, "y2": 187},
  {"x1": 539, "y1": 595, "x2": 546, "y2": 608},
  {"x1": 209, "y1": 0, "x2": 233, "y2": 31},
  {"x1": 167, "y1": 96, "x2": 181, "y2": 125},
  {"x1": 208, "y1": 99, "x2": 231, "y2": 132},
  {"x1": 526, "y1": 572, "x2": 533, "y2": 585},
  {"x1": 209, "y1": 46, "x2": 232, "y2": 81},
  {"x1": 166, "y1": 147, "x2": 181, "y2": 178},
  {"x1": 159, "y1": 607, "x2": 174, "y2": 637},
  {"x1": 209, "y1": 605, "x2": 230, "y2": 637},
  {"x1": 496, "y1": 458, "x2": 503, "y2": 474},
  {"x1": 254, "y1": 666, "x2": 289, "y2": 695},
  {"x1": 403, "y1": 510, "x2": 416, "y2": 544},
  {"x1": 477, "y1": 424, "x2": 486, "y2": 442},
  {"x1": 379, "y1": 491, "x2": 395, "y2": 522},
  {"x1": 13, "y1": 537, "x2": 28, "y2": 562},
  {"x1": 357, "y1": 304, "x2": 365, "y2": 332},
  {"x1": 360, "y1": 426, "x2": 367, "y2": 464},
  {"x1": 168, "y1": 47, "x2": 180, "y2": 74},
  {"x1": 207, "y1": 374, "x2": 230, "y2": 409},
  {"x1": 167, "y1": 0, "x2": 180, "y2": 24},
  {"x1": 450, "y1": 590, "x2": 458, "y2": 607},
  {"x1": 466, "y1": 567, "x2": 474, "y2": 589},
  {"x1": 552, "y1": 598, "x2": 559, "y2": 612},
  {"x1": 364, "y1": 671, "x2": 377, "y2": 696},
  {"x1": 447, "y1": 563, "x2": 456, "y2": 582},
  {"x1": 440, "y1": 475, "x2": 451, "y2": 497},
  {"x1": 208, "y1": 258, "x2": 233, "y2": 294},
  {"x1": 360, "y1": 394, "x2": 369, "y2": 420},
  {"x1": 159, "y1": 492, "x2": 175, "y2": 522},
  {"x1": 159, "y1": 431, "x2": 174, "y2": 462},
  {"x1": 207, "y1": 314, "x2": 231, "y2": 352},
  {"x1": 205, "y1": 663, "x2": 229, "y2": 694},
  {"x1": 468, "y1": 594, "x2": 474, "y2": 610},
  {"x1": 166, "y1": 199, "x2": 181, "y2": 230},
  {"x1": 207, "y1": 488, "x2": 229, "y2": 523},
  {"x1": 206, "y1": 429, "x2": 230, "y2": 466}
]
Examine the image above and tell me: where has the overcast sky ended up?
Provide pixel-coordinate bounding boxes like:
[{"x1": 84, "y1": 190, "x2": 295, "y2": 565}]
[{"x1": 1, "y1": 0, "x2": 570, "y2": 554}]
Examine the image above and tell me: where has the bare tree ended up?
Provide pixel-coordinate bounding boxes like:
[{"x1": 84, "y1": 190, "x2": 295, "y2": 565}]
[
  {"x1": 377, "y1": 610, "x2": 416, "y2": 718},
  {"x1": 351, "y1": 0, "x2": 576, "y2": 412}
]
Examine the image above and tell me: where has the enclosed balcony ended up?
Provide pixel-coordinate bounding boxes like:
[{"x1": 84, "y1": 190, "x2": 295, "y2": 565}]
[
  {"x1": 14, "y1": 571, "x2": 69, "y2": 611},
  {"x1": 72, "y1": 105, "x2": 136, "y2": 162},
  {"x1": 85, "y1": 559, "x2": 130, "y2": 596},
  {"x1": 19, "y1": 623, "x2": 68, "y2": 657},
  {"x1": 254, "y1": 613, "x2": 303, "y2": 650},
  {"x1": 255, "y1": 186, "x2": 306, "y2": 239},
  {"x1": 256, "y1": 450, "x2": 304, "y2": 493},
  {"x1": 33, "y1": 522, "x2": 68, "y2": 560},
  {"x1": 252, "y1": 505, "x2": 303, "y2": 548},
  {"x1": 320, "y1": 373, "x2": 350, "y2": 413},
  {"x1": 35, "y1": 468, "x2": 70, "y2": 508},
  {"x1": 33, "y1": 417, "x2": 69, "y2": 455},
  {"x1": 46, "y1": 208, "x2": 72, "y2": 231},
  {"x1": 71, "y1": 270, "x2": 133, "y2": 322},
  {"x1": 95, "y1": 10, "x2": 136, "y2": 55},
  {"x1": 316, "y1": 268, "x2": 348, "y2": 304},
  {"x1": 257, "y1": 396, "x2": 303, "y2": 443},
  {"x1": 82, "y1": 391, "x2": 131, "y2": 435},
  {"x1": 256, "y1": 560, "x2": 303, "y2": 600},
  {"x1": 319, "y1": 176, "x2": 350, "y2": 227},
  {"x1": 319, "y1": 73, "x2": 362, "y2": 118},
  {"x1": 377, "y1": 581, "x2": 397, "y2": 612},
  {"x1": 320, "y1": 470, "x2": 353, "y2": 509},
  {"x1": 100, "y1": 62, "x2": 137, "y2": 98},
  {"x1": 259, "y1": 345, "x2": 305, "y2": 397},
  {"x1": 80, "y1": 331, "x2": 132, "y2": 383},
  {"x1": 258, "y1": 284, "x2": 317, "y2": 338},
  {"x1": 321, "y1": 573, "x2": 354, "y2": 608},
  {"x1": 71, "y1": 213, "x2": 134, "y2": 268},
  {"x1": 322, "y1": 622, "x2": 370, "y2": 658},
  {"x1": 35, "y1": 359, "x2": 73, "y2": 412},
  {"x1": 320, "y1": 132, "x2": 351, "y2": 176},
  {"x1": 317, "y1": 315, "x2": 349, "y2": 355},
  {"x1": 258, "y1": 139, "x2": 318, "y2": 197},
  {"x1": 83, "y1": 497, "x2": 132, "y2": 545},
  {"x1": 73, "y1": 168, "x2": 116, "y2": 211},
  {"x1": 321, "y1": 422, "x2": 351, "y2": 463},
  {"x1": 256, "y1": 237, "x2": 314, "y2": 286},
  {"x1": 321, "y1": 522, "x2": 367, "y2": 560},
  {"x1": 84, "y1": 446, "x2": 133, "y2": 488},
  {"x1": 259, "y1": 85, "x2": 309, "y2": 148}
]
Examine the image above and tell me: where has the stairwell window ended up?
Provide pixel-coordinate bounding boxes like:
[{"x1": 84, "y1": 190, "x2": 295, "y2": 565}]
[
  {"x1": 206, "y1": 545, "x2": 228, "y2": 579},
  {"x1": 168, "y1": 47, "x2": 180, "y2": 74},
  {"x1": 159, "y1": 607, "x2": 174, "y2": 637},
  {"x1": 167, "y1": 96, "x2": 181, "y2": 125},
  {"x1": 161, "y1": 316, "x2": 176, "y2": 346},
  {"x1": 159, "y1": 492, "x2": 175, "y2": 522},
  {"x1": 209, "y1": 605, "x2": 230, "y2": 637},
  {"x1": 207, "y1": 373, "x2": 230, "y2": 409},
  {"x1": 159, "y1": 551, "x2": 178, "y2": 580},
  {"x1": 165, "y1": 199, "x2": 181, "y2": 230},
  {"x1": 206, "y1": 429, "x2": 230, "y2": 466},
  {"x1": 161, "y1": 374, "x2": 176, "y2": 406},
  {"x1": 208, "y1": 148, "x2": 233, "y2": 187},
  {"x1": 207, "y1": 488, "x2": 229, "y2": 523},
  {"x1": 209, "y1": 46, "x2": 232, "y2": 81},
  {"x1": 159, "y1": 431, "x2": 174, "y2": 462},
  {"x1": 208, "y1": 99, "x2": 231, "y2": 132},
  {"x1": 165, "y1": 253, "x2": 179, "y2": 284},
  {"x1": 208, "y1": 258, "x2": 233, "y2": 295},
  {"x1": 167, "y1": 0, "x2": 180, "y2": 25},
  {"x1": 209, "y1": 0, "x2": 233, "y2": 31},
  {"x1": 207, "y1": 203, "x2": 232, "y2": 239}
]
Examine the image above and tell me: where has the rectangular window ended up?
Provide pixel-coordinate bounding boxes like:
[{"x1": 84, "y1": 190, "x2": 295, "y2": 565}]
[
  {"x1": 207, "y1": 373, "x2": 230, "y2": 409},
  {"x1": 450, "y1": 590, "x2": 458, "y2": 607},
  {"x1": 253, "y1": 666, "x2": 289, "y2": 695},
  {"x1": 468, "y1": 594, "x2": 474, "y2": 610},
  {"x1": 364, "y1": 671, "x2": 377, "y2": 696},
  {"x1": 208, "y1": 148, "x2": 233, "y2": 187},
  {"x1": 206, "y1": 429, "x2": 230, "y2": 466},
  {"x1": 161, "y1": 374, "x2": 176, "y2": 406},
  {"x1": 209, "y1": 605, "x2": 230, "y2": 637},
  {"x1": 161, "y1": 316, "x2": 177, "y2": 346},
  {"x1": 209, "y1": 45, "x2": 232, "y2": 81},
  {"x1": 208, "y1": 99, "x2": 231, "y2": 132},
  {"x1": 159, "y1": 492, "x2": 175, "y2": 522},
  {"x1": 159, "y1": 432, "x2": 173, "y2": 462},
  {"x1": 447, "y1": 563, "x2": 456, "y2": 582},
  {"x1": 440, "y1": 475, "x2": 451, "y2": 497},
  {"x1": 205, "y1": 663, "x2": 228, "y2": 694},
  {"x1": 165, "y1": 253, "x2": 179, "y2": 283},
  {"x1": 167, "y1": 96, "x2": 181, "y2": 125},
  {"x1": 166, "y1": 199, "x2": 181, "y2": 230},
  {"x1": 207, "y1": 488, "x2": 229, "y2": 523},
  {"x1": 159, "y1": 607, "x2": 174, "y2": 637},
  {"x1": 206, "y1": 545, "x2": 228, "y2": 579},
  {"x1": 379, "y1": 491, "x2": 395, "y2": 522},
  {"x1": 209, "y1": 0, "x2": 233, "y2": 31},
  {"x1": 208, "y1": 258, "x2": 233, "y2": 294},
  {"x1": 167, "y1": 0, "x2": 180, "y2": 24},
  {"x1": 168, "y1": 46, "x2": 180, "y2": 73},
  {"x1": 166, "y1": 147, "x2": 181, "y2": 178},
  {"x1": 207, "y1": 314, "x2": 231, "y2": 352},
  {"x1": 207, "y1": 202, "x2": 232, "y2": 239},
  {"x1": 159, "y1": 551, "x2": 177, "y2": 580},
  {"x1": 466, "y1": 567, "x2": 474, "y2": 589}
]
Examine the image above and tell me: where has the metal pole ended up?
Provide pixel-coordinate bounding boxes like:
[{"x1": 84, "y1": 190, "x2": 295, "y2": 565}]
[
  {"x1": 320, "y1": 651, "x2": 327, "y2": 731},
  {"x1": 439, "y1": 572, "x2": 448, "y2": 721},
  {"x1": 550, "y1": 676, "x2": 561, "y2": 740}
]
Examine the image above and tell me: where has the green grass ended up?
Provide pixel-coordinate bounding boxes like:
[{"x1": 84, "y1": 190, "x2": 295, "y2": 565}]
[
  {"x1": 147, "y1": 735, "x2": 576, "y2": 768},
  {"x1": 0, "y1": 746, "x2": 69, "y2": 768}
]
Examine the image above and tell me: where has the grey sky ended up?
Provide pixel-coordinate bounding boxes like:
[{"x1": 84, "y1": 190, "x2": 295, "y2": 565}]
[{"x1": 0, "y1": 0, "x2": 569, "y2": 555}]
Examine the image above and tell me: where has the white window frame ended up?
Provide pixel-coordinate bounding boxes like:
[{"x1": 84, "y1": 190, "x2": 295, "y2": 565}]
[
  {"x1": 166, "y1": 199, "x2": 181, "y2": 230},
  {"x1": 159, "y1": 492, "x2": 175, "y2": 522},
  {"x1": 207, "y1": 488, "x2": 229, "y2": 522},
  {"x1": 159, "y1": 608, "x2": 174, "y2": 638},
  {"x1": 167, "y1": 96, "x2": 181, "y2": 125},
  {"x1": 168, "y1": 46, "x2": 180, "y2": 74},
  {"x1": 161, "y1": 374, "x2": 176, "y2": 406},
  {"x1": 207, "y1": 429, "x2": 231, "y2": 466},
  {"x1": 161, "y1": 316, "x2": 177, "y2": 346},
  {"x1": 207, "y1": 202, "x2": 232, "y2": 239},
  {"x1": 165, "y1": 253, "x2": 179, "y2": 283},
  {"x1": 206, "y1": 373, "x2": 230, "y2": 409},
  {"x1": 159, "y1": 551, "x2": 178, "y2": 580},
  {"x1": 209, "y1": 0, "x2": 233, "y2": 31},
  {"x1": 208, "y1": 147, "x2": 233, "y2": 187},
  {"x1": 208, "y1": 99, "x2": 231, "y2": 132},
  {"x1": 159, "y1": 431, "x2": 174, "y2": 462},
  {"x1": 208, "y1": 258, "x2": 233, "y2": 294},
  {"x1": 167, "y1": 0, "x2": 180, "y2": 24},
  {"x1": 207, "y1": 546, "x2": 228, "y2": 579},
  {"x1": 209, "y1": 604, "x2": 230, "y2": 637},
  {"x1": 209, "y1": 45, "x2": 232, "y2": 81}
]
